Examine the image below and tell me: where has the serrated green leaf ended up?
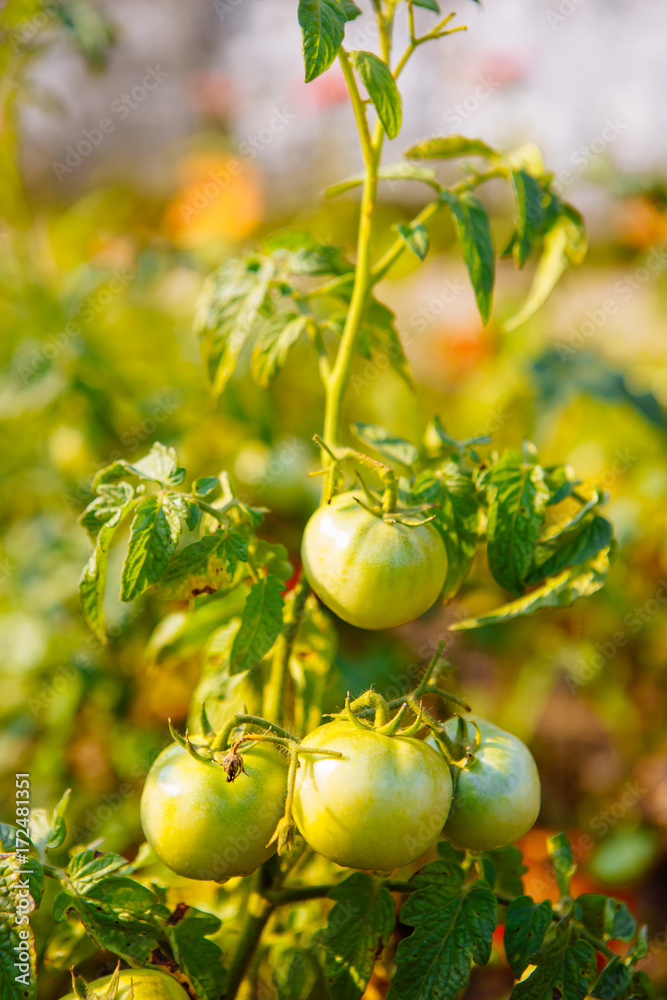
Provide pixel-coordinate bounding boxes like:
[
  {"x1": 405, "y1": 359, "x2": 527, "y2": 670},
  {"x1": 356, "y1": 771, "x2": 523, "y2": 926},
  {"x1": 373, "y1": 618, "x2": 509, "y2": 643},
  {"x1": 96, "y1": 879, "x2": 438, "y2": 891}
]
[
  {"x1": 591, "y1": 957, "x2": 632, "y2": 1000},
  {"x1": 504, "y1": 897, "x2": 553, "y2": 978},
  {"x1": 66, "y1": 850, "x2": 127, "y2": 890},
  {"x1": 512, "y1": 917, "x2": 597, "y2": 1000},
  {"x1": 423, "y1": 416, "x2": 492, "y2": 458},
  {"x1": 350, "y1": 50, "x2": 402, "y2": 139},
  {"x1": 406, "y1": 136, "x2": 498, "y2": 160},
  {"x1": 412, "y1": 465, "x2": 479, "y2": 601},
  {"x1": 361, "y1": 299, "x2": 414, "y2": 390},
  {"x1": 512, "y1": 169, "x2": 547, "y2": 268},
  {"x1": 483, "y1": 845, "x2": 527, "y2": 898},
  {"x1": 58, "y1": 877, "x2": 168, "y2": 965},
  {"x1": 576, "y1": 895, "x2": 637, "y2": 943},
  {"x1": 195, "y1": 256, "x2": 275, "y2": 397},
  {"x1": 504, "y1": 204, "x2": 587, "y2": 333},
  {"x1": 548, "y1": 832, "x2": 576, "y2": 897},
  {"x1": 229, "y1": 574, "x2": 284, "y2": 675},
  {"x1": 526, "y1": 515, "x2": 612, "y2": 585},
  {"x1": 164, "y1": 905, "x2": 226, "y2": 1000},
  {"x1": 324, "y1": 163, "x2": 438, "y2": 198},
  {"x1": 252, "y1": 313, "x2": 309, "y2": 388},
  {"x1": 389, "y1": 850, "x2": 496, "y2": 1000},
  {"x1": 79, "y1": 492, "x2": 135, "y2": 644},
  {"x1": 481, "y1": 450, "x2": 550, "y2": 595},
  {"x1": 1, "y1": 853, "x2": 41, "y2": 1000},
  {"x1": 79, "y1": 482, "x2": 134, "y2": 543},
  {"x1": 149, "y1": 530, "x2": 245, "y2": 601},
  {"x1": 93, "y1": 443, "x2": 184, "y2": 490},
  {"x1": 450, "y1": 546, "x2": 611, "y2": 630},
  {"x1": 396, "y1": 222, "x2": 429, "y2": 261},
  {"x1": 322, "y1": 873, "x2": 395, "y2": 1000},
  {"x1": 350, "y1": 422, "x2": 419, "y2": 467},
  {"x1": 192, "y1": 477, "x2": 219, "y2": 499},
  {"x1": 45, "y1": 789, "x2": 71, "y2": 851},
  {"x1": 120, "y1": 495, "x2": 182, "y2": 602},
  {"x1": 440, "y1": 190, "x2": 495, "y2": 324},
  {"x1": 298, "y1": 0, "x2": 347, "y2": 82}
]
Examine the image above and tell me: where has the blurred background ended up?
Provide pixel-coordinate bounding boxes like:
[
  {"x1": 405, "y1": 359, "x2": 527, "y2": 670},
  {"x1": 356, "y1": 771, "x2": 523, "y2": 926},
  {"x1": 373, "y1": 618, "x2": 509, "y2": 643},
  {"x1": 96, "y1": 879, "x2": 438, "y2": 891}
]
[{"x1": 2, "y1": 0, "x2": 667, "y2": 995}]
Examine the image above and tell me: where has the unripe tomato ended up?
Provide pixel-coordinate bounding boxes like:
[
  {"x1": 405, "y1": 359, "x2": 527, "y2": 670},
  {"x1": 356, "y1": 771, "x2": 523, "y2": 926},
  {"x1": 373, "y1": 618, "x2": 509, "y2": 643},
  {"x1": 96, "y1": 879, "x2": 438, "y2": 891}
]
[
  {"x1": 140, "y1": 741, "x2": 288, "y2": 880},
  {"x1": 300, "y1": 491, "x2": 447, "y2": 630},
  {"x1": 431, "y1": 715, "x2": 541, "y2": 852},
  {"x1": 293, "y1": 720, "x2": 452, "y2": 872},
  {"x1": 61, "y1": 970, "x2": 189, "y2": 1000}
]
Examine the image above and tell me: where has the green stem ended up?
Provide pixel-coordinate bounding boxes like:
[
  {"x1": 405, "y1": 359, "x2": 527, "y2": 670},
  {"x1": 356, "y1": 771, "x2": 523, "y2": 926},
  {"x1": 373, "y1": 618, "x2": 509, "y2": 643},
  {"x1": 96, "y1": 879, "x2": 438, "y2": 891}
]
[
  {"x1": 263, "y1": 574, "x2": 310, "y2": 724},
  {"x1": 226, "y1": 868, "x2": 275, "y2": 1000},
  {"x1": 210, "y1": 715, "x2": 292, "y2": 753},
  {"x1": 322, "y1": 53, "x2": 387, "y2": 500}
]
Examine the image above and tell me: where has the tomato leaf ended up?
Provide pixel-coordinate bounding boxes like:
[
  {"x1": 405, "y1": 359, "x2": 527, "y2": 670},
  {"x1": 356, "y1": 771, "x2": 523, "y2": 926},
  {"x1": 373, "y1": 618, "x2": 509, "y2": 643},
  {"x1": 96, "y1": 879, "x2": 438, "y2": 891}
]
[
  {"x1": 591, "y1": 956, "x2": 632, "y2": 1000},
  {"x1": 54, "y1": 877, "x2": 169, "y2": 965},
  {"x1": 350, "y1": 50, "x2": 402, "y2": 139},
  {"x1": 503, "y1": 204, "x2": 586, "y2": 333},
  {"x1": 149, "y1": 530, "x2": 247, "y2": 601},
  {"x1": 93, "y1": 443, "x2": 185, "y2": 489},
  {"x1": 229, "y1": 574, "x2": 285, "y2": 675},
  {"x1": 548, "y1": 832, "x2": 577, "y2": 897},
  {"x1": 120, "y1": 494, "x2": 182, "y2": 602},
  {"x1": 322, "y1": 872, "x2": 396, "y2": 1000},
  {"x1": 79, "y1": 492, "x2": 136, "y2": 644},
  {"x1": 195, "y1": 256, "x2": 274, "y2": 397},
  {"x1": 412, "y1": 465, "x2": 479, "y2": 601},
  {"x1": 511, "y1": 169, "x2": 548, "y2": 268},
  {"x1": 526, "y1": 515, "x2": 613, "y2": 585},
  {"x1": 504, "y1": 897, "x2": 553, "y2": 978},
  {"x1": 483, "y1": 845, "x2": 527, "y2": 898},
  {"x1": 575, "y1": 895, "x2": 637, "y2": 943},
  {"x1": 389, "y1": 844, "x2": 497, "y2": 1000},
  {"x1": 1, "y1": 853, "x2": 43, "y2": 1000},
  {"x1": 251, "y1": 313, "x2": 310, "y2": 388},
  {"x1": 440, "y1": 190, "x2": 495, "y2": 324},
  {"x1": 350, "y1": 422, "x2": 419, "y2": 468},
  {"x1": 164, "y1": 905, "x2": 226, "y2": 1000},
  {"x1": 396, "y1": 222, "x2": 429, "y2": 261},
  {"x1": 412, "y1": 0, "x2": 441, "y2": 12},
  {"x1": 450, "y1": 546, "x2": 611, "y2": 630},
  {"x1": 298, "y1": 0, "x2": 347, "y2": 83},
  {"x1": 511, "y1": 915, "x2": 597, "y2": 1000},
  {"x1": 324, "y1": 163, "x2": 439, "y2": 198},
  {"x1": 481, "y1": 450, "x2": 551, "y2": 595},
  {"x1": 405, "y1": 136, "x2": 498, "y2": 160}
]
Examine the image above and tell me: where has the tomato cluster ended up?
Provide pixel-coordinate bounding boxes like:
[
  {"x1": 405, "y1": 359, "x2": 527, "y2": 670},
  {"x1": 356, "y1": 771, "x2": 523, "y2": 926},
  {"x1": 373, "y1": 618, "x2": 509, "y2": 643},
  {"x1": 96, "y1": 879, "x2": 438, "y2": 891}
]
[
  {"x1": 139, "y1": 495, "x2": 541, "y2": 879},
  {"x1": 140, "y1": 713, "x2": 539, "y2": 879}
]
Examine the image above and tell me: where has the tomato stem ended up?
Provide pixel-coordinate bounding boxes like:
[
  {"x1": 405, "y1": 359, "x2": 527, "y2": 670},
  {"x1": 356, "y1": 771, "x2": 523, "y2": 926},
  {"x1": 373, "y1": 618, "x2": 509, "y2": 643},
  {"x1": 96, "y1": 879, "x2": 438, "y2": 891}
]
[{"x1": 263, "y1": 572, "x2": 310, "y2": 725}]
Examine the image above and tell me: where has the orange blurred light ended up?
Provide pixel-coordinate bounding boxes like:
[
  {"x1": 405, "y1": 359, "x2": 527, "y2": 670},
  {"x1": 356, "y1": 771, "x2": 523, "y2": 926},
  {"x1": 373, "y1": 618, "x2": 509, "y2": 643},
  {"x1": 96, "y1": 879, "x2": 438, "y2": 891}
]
[{"x1": 163, "y1": 152, "x2": 263, "y2": 247}]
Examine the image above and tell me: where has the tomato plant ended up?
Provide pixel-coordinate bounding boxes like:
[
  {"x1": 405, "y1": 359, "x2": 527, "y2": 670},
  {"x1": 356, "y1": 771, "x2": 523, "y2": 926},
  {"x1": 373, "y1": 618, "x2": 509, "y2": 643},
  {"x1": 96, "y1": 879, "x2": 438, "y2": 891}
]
[
  {"x1": 429, "y1": 715, "x2": 541, "y2": 852},
  {"x1": 140, "y1": 740, "x2": 289, "y2": 880},
  {"x1": 1, "y1": 2, "x2": 656, "y2": 1000},
  {"x1": 301, "y1": 489, "x2": 447, "y2": 629},
  {"x1": 62, "y1": 968, "x2": 190, "y2": 1000},
  {"x1": 292, "y1": 706, "x2": 452, "y2": 871}
]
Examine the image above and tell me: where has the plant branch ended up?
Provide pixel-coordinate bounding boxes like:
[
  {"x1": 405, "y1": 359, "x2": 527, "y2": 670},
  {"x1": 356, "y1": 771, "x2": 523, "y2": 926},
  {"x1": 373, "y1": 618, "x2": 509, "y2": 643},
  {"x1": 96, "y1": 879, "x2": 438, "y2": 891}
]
[{"x1": 263, "y1": 573, "x2": 310, "y2": 724}]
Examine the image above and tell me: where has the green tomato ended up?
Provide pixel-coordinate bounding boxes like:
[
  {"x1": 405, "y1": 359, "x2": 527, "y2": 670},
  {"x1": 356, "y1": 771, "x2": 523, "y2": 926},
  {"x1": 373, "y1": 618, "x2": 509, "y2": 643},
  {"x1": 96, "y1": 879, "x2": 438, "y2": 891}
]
[
  {"x1": 61, "y1": 970, "x2": 189, "y2": 1000},
  {"x1": 431, "y1": 715, "x2": 541, "y2": 852},
  {"x1": 140, "y1": 741, "x2": 288, "y2": 880},
  {"x1": 300, "y1": 491, "x2": 447, "y2": 630},
  {"x1": 293, "y1": 720, "x2": 452, "y2": 872}
]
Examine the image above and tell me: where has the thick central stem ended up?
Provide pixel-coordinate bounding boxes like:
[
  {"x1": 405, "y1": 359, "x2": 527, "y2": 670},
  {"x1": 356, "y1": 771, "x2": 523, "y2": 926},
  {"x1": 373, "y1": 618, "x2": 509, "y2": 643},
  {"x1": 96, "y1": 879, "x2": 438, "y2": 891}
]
[{"x1": 322, "y1": 20, "x2": 393, "y2": 499}]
